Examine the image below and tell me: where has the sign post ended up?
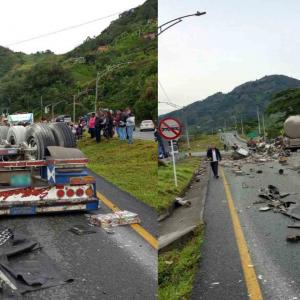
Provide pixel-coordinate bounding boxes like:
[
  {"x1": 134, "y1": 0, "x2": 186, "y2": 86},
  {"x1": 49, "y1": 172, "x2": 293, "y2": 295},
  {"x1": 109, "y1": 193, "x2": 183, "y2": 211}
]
[{"x1": 158, "y1": 117, "x2": 182, "y2": 187}]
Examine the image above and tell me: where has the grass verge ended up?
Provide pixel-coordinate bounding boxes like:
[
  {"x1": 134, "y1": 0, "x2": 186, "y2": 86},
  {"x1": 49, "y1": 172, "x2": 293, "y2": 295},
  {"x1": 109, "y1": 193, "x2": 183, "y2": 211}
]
[
  {"x1": 180, "y1": 134, "x2": 222, "y2": 152},
  {"x1": 78, "y1": 136, "x2": 157, "y2": 209},
  {"x1": 158, "y1": 157, "x2": 199, "y2": 212},
  {"x1": 158, "y1": 225, "x2": 204, "y2": 300}
]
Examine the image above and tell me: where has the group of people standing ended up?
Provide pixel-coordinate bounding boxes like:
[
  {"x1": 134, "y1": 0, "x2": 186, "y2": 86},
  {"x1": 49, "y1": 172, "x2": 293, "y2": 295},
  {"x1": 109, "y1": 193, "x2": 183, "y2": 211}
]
[{"x1": 88, "y1": 108, "x2": 135, "y2": 144}]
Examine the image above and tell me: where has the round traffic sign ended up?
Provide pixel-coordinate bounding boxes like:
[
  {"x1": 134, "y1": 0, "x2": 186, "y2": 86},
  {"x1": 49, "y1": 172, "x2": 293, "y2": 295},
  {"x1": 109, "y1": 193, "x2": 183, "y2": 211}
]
[{"x1": 158, "y1": 117, "x2": 182, "y2": 140}]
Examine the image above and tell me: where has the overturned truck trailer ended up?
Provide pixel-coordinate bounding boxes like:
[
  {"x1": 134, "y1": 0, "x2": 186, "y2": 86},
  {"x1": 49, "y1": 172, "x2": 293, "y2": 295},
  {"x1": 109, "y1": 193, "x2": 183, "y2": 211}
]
[
  {"x1": 284, "y1": 115, "x2": 300, "y2": 151},
  {"x1": 0, "y1": 123, "x2": 99, "y2": 216}
]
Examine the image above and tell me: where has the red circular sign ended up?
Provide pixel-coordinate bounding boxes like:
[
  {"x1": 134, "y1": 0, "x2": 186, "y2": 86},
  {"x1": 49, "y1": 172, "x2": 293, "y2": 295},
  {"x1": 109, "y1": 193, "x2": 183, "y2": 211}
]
[{"x1": 158, "y1": 117, "x2": 182, "y2": 140}]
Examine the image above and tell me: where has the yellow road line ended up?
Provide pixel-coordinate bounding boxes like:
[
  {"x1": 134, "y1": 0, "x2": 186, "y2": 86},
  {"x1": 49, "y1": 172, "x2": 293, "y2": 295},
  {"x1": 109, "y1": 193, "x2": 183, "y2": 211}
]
[
  {"x1": 96, "y1": 191, "x2": 158, "y2": 249},
  {"x1": 220, "y1": 168, "x2": 263, "y2": 300}
]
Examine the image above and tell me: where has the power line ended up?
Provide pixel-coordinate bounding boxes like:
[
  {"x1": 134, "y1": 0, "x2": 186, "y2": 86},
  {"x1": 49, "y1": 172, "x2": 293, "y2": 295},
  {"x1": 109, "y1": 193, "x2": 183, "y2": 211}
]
[{"x1": 5, "y1": 12, "x2": 121, "y2": 47}]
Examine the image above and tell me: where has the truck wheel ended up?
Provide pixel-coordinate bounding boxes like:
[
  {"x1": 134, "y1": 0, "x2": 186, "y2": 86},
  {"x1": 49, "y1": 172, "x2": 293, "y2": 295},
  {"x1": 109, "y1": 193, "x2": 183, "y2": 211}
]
[
  {"x1": 7, "y1": 126, "x2": 27, "y2": 145},
  {"x1": 0, "y1": 126, "x2": 9, "y2": 141},
  {"x1": 48, "y1": 123, "x2": 76, "y2": 148},
  {"x1": 25, "y1": 124, "x2": 56, "y2": 159}
]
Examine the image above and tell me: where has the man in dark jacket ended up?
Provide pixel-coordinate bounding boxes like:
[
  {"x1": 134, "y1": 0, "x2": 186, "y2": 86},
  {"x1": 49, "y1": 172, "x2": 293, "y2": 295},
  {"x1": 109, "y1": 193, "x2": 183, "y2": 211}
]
[{"x1": 207, "y1": 144, "x2": 222, "y2": 178}]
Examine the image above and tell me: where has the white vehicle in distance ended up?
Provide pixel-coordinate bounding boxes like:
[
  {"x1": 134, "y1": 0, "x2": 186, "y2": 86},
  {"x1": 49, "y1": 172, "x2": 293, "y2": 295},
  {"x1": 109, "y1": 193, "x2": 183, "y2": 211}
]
[{"x1": 140, "y1": 120, "x2": 155, "y2": 132}]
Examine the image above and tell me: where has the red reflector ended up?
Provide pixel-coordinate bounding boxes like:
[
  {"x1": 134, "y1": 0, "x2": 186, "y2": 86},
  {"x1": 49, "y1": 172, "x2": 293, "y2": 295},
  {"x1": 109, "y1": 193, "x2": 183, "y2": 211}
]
[
  {"x1": 66, "y1": 189, "x2": 75, "y2": 197},
  {"x1": 76, "y1": 188, "x2": 84, "y2": 197},
  {"x1": 56, "y1": 189, "x2": 65, "y2": 198}
]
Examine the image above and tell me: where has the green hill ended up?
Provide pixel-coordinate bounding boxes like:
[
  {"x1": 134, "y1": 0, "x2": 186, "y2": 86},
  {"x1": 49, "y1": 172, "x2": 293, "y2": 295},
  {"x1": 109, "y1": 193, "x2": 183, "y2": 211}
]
[
  {"x1": 162, "y1": 75, "x2": 300, "y2": 133},
  {"x1": 0, "y1": 0, "x2": 157, "y2": 121}
]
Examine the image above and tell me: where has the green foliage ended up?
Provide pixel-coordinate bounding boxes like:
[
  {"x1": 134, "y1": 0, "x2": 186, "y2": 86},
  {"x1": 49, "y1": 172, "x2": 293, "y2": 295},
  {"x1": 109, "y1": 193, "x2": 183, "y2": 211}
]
[
  {"x1": 0, "y1": 0, "x2": 157, "y2": 121},
  {"x1": 164, "y1": 75, "x2": 300, "y2": 133},
  {"x1": 158, "y1": 226, "x2": 204, "y2": 300},
  {"x1": 266, "y1": 88, "x2": 300, "y2": 119},
  {"x1": 264, "y1": 88, "x2": 300, "y2": 138}
]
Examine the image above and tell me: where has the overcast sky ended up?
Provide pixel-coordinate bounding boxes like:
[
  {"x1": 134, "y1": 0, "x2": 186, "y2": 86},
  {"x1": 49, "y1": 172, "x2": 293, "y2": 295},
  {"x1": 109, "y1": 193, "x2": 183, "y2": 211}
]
[
  {"x1": 0, "y1": 0, "x2": 144, "y2": 54},
  {"x1": 159, "y1": 0, "x2": 300, "y2": 114}
]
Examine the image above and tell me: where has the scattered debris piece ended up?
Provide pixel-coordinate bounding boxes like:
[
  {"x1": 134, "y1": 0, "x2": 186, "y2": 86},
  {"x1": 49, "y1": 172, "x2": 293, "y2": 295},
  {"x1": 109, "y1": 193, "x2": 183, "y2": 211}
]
[
  {"x1": 287, "y1": 234, "x2": 300, "y2": 242},
  {"x1": 287, "y1": 223, "x2": 300, "y2": 229},
  {"x1": 256, "y1": 170, "x2": 263, "y2": 174},
  {"x1": 69, "y1": 225, "x2": 97, "y2": 235},
  {"x1": 175, "y1": 197, "x2": 191, "y2": 207},
  {"x1": 278, "y1": 169, "x2": 284, "y2": 175},
  {"x1": 88, "y1": 211, "x2": 141, "y2": 229},
  {"x1": 259, "y1": 207, "x2": 271, "y2": 212}
]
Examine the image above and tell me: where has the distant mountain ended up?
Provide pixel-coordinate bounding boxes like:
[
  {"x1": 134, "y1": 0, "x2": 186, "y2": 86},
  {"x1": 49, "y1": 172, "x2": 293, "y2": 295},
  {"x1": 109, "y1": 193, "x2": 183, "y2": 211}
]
[
  {"x1": 0, "y1": 0, "x2": 157, "y2": 121},
  {"x1": 162, "y1": 75, "x2": 300, "y2": 132}
]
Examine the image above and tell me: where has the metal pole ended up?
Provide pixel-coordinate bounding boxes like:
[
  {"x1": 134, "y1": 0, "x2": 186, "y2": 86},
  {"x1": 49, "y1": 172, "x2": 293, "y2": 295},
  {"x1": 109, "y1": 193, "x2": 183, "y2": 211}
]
[
  {"x1": 95, "y1": 73, "x2": 99, "y2": 112},
  {"x1": 257, "y1": 106, "x2": 261, "y2": 135},
  {"x1": 234, "y1": 116, "x2": 237, "y2": 132},
  {"x1": 262, "y1": 113, "x2": 266, "y2": 140},
  {"x1": 170, "y1": 140, "x2": 178, "y2": 187},
  {"x1": 41, "y1": 96, "x2": 43, "y2": 118},
  {"x1": 241, "y1": 117, "x2": 244, "y2": 136},
  {"x1": 73, "y1": 95, "x2": 76, "y2": 123},
  {"x1": 51, "y1": 104, "x2": 54, "y2": 121}
]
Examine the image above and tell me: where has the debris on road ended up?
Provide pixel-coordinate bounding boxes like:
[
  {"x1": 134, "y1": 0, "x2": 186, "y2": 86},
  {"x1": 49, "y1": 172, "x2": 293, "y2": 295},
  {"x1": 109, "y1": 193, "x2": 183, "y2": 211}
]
[
  {"x1": 88, "y1": 211, "x2": 141, "y2": 229},
  {"x1": 259, "y1": 207, "x2": 271, "y2": 212},
  {"x1": 175, "y1": 197, "x2": 192, "y2": 207},
  {"x1": 69, "y1": 225, "x2": 97, "y2": 235},
  {"x1": 286, "y1": 233, "x2": 300, "y2": 243},
  {"x1": 0, "y1": 227, "x2": 72, "y2": 297}
]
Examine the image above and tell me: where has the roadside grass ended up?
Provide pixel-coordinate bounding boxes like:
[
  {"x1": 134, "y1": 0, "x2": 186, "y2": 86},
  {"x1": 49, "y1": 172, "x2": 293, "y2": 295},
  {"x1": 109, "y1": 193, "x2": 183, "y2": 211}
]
[
  {"x1": 180, "y1": 134, "x2": 222, "y2": 152},
  {"x1": 77, "y1": 136, "x2": 157, "y2": 209},
  {"x1": 158, "y1": 225, "x2": 204, "y2": 300},
  {"x1": 158, "y1": 157, "x2": 199, "y2": 212}
]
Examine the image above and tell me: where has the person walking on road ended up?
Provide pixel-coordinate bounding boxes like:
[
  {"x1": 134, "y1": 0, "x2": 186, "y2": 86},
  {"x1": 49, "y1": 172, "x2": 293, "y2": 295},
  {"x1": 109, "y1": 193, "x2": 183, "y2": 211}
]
[{"x1": 207, "y1": 144, "x2": 222, "y2": 178}]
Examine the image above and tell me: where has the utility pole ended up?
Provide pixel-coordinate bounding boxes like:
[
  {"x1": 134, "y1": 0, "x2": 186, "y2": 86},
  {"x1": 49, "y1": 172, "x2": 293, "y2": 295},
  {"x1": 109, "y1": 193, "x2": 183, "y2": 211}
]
[
  {"x1": 52, "y1": 105, "x2": 54, "y2": 121},
  {"x1": 40, "y1": 96, "x2": 43, "y2": 118},
  {"x1": 262, "y1": 113, "x2": 266, "y2": 140},
  {"x1": 256, "y1": 106, "x2": 261, "y2": 136},
  {"x1": 233, "y1": 116, "x2": 237, "y2": 132},
  {"x1": 95, "y1": 72, "x2": 99, "y2": 112},
  {"x1": 73, "y1": 95, "x2": 76, "y2": 123},
  {"x1": 241, "y1": 117, "x2": 244, "y2": 136}
]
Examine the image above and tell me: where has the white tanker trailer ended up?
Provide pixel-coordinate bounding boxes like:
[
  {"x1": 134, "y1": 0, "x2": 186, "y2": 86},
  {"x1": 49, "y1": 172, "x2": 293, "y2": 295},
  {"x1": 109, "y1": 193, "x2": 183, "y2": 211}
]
[{"x1": 283, "y1": 115, "x2": 300, "y2": 151}]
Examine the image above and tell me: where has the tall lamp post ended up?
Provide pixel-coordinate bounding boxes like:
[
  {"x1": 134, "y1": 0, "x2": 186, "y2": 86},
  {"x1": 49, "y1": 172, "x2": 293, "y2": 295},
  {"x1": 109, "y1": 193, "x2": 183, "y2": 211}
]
[
  {"x1": 158, "y1": 11, "x2": 206, "y2": 36},
  {"x1": 74, "y1": 89, "x2": 94, "y2": 123},
  {"x1": 95, "y1": 62, "x2": 132, "y2": 112}
]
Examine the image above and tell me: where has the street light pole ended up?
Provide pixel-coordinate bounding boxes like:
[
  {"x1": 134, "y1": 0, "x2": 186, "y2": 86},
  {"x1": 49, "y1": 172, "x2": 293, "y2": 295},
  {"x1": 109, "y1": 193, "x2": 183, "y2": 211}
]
[
  {"x1": 257, "y1": 105, "x2": 261, "y2": 136},
  {"x1": 73, "y1": 95, "x2": 76, "y2": 123},
  {"x1": 158, "y1": 11, "x2": 206, "y2": 36},
  {"x1": 241, "y1": 117, "x2": 244, "y2": 136},
  {"x1": 40, "y1": 96, "x2": 43, "y2": 118},
  {"x1": 95, "y1": 73, "x2": 99, "y2": 112},
  {"x1": 94, "y1": 62, "x2": 132, "y2": 113}
]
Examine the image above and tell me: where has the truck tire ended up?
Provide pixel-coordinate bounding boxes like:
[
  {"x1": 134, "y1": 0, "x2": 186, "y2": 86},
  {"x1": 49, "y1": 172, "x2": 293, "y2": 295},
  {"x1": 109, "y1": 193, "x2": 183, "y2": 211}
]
[
  {"x1": 25, "y1": 124, "x2": 56, "y2": 160},
  {"x1": 48, "y1": 123, "x2": 76, "y2": 148},
  {"x1": 0, "y1": 126, "x2": 9, "y2": 141},
  {"x1": 7, "y1": 126, "x2": 27, "y2": 145}
]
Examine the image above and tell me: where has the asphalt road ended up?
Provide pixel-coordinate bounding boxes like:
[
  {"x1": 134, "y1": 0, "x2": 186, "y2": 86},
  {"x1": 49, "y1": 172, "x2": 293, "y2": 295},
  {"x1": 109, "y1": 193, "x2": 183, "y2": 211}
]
[
  {"x1": 133, "y1": 127, "x2": 155, "y2": 141},
  {"x1": 193, "y1": 133, "x2": 300, "y2": 299},
  {"x1": 0, "y1": 172, "x2": 157, "y2": 299}
]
